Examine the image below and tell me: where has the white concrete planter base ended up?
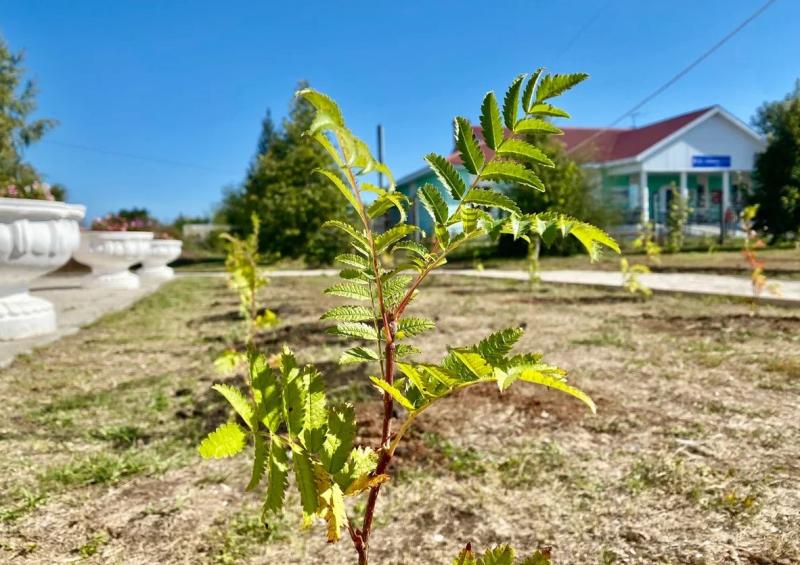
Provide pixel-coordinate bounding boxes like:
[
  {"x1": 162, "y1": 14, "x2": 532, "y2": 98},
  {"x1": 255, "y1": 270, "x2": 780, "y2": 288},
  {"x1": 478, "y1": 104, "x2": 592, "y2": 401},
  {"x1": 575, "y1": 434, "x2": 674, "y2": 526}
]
[
  {"x1": 138, "y1": 239, "x2": 182, "y2": 282},
  {"x1": 0, "y1": 289, "x2": 57, "y2": 340},
  {"x1": 73, "y1": 231, "x2": 154, "y2": 290},
  {"x1": 81, "y1": 269, "x2": 142, "y2": 290},
  {"x1": 0, "y1": 197, "x2": 85, "y2": 340}
]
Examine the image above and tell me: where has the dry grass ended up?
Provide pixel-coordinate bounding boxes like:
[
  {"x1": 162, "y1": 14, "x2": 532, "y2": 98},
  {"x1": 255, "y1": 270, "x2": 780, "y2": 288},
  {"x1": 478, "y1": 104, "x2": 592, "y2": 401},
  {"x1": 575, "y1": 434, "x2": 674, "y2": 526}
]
[{"x1": 1, "y1": 276, "x2": 798, "y2": 564}]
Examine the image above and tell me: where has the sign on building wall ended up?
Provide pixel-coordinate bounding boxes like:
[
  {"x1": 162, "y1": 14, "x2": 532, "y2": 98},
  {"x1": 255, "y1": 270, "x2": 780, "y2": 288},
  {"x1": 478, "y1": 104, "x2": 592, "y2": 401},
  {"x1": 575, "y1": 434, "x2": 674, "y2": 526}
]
[{"x1": 692, "y1": 155, "x2": 731, "y2": 167}]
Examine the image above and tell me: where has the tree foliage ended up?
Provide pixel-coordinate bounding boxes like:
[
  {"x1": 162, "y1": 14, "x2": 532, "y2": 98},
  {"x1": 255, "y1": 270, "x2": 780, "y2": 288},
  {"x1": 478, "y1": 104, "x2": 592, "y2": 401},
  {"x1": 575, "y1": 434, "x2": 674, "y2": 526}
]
[
  {"x1": 666, "y1": 185, "x2": 691, "y2": 253},
  {"x1": 0, "y1": 35, "x2": 58, "y2": 187},
  {"x1": 751, "y1": 81, "x2": 800, "y2": 240},
  {"x1": 199, "y1": 70, "x2": 619, "y2": 564},
  {"x1": 219, "y1": 83, "x2": 349, "y2": 262}
]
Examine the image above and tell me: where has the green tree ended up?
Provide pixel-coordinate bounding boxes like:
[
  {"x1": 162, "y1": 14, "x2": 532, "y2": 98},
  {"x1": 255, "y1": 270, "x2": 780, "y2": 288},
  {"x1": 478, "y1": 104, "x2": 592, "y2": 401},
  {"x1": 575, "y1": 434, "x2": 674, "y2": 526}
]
[
  {"x1": 0, "y1": 36, "x2": 57, "y2": 186},
  {"x1": 750, "y1": 81, "x2": 800, "y2": 240},
  {"x1": 219, "y1": 83, "x2": 348, "y2": 261},
  {"x1": 666, "y1": 183, "x2": 690, "y2": 253}
]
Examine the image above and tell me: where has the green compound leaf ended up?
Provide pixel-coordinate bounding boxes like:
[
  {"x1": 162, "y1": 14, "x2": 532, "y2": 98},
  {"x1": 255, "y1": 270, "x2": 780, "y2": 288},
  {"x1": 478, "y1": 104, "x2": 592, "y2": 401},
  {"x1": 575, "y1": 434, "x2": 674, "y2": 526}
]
[
  {"x1": 496, "y1": 139, "x2": 555, "y2": 168},
  {"x1": 425, "y1": 153, "x2": 468, "y2": 200},
  {"x1": 480, "y1": 91, "x2": 504, "y2": 150},
  {"x1": 297, "y1": 88, "x2": 345, "y2": 129},
  {"x1": 418, "y1": 183, "x2": 450, "y2": 225},
  {"x1": 335, "y1": 253, "x2": 369, "y2": 269},
  {"x1": 527, "y1": 103, "x2": 570, "y2": 118},
  {"x1": 516, "y1": 366, "x2": 596, "y2": 413},
  {"x1": 315, "y1": 169, "x2": 359, "y2": 210},
  {"x1": 368, "y1": 191, "x2": 408, "y2": 222},
  {"x1": 396, "y1": 316, "x2": 436, "y2": 339},
  {"x1": 312, "y1": 131, "x2": 345, "y2": 167},
  {"x1": 251, "y1": 356, "x2": 282, "y2": 433},
  {"x1": 452, "y1": 350, "x2": 494, "y2": 379},
  {"x1": 198, "y1": 421, "x2": 247, "y2": 459},
  {"x1": 324, "y1": 282, "x2": 372, "y2": 301},
  {"x1": 321, "y1": 305, "x2": 374, "y2": 322},
  {"x1": 291, "y1": 445, "x2": 319, "y2": 517},
  {"x1": 472, "y1": 327, "x2": 524, "y2": 363},
  {"x1": 522, "y1": 68, "x2": 544, "y2": 112},
  {"x1": 327, "y1": 322, "x2": 379, "y2": 341},
  {"x1": 535, "y1": 72, "x2": 589, "y2": 102},
  {"x1": 502, "y1": 74, "x2": 525, "y2": 129},
  {"x1": 515, "y1": 118, "x2": 563, "y2": 136},
  {"x1": 561, "y1": 218, "x2": 620, "y2": 260},
  {"x1": 369, "y1": 376, "x2": 415, "y2": 411},
  {"x1": 339, "y1": 346, "x2": 380, "y2": 365},
  {"x1": 246, "y1": 432, "x2": 268, "y2": 491},
  {"x1": 263, "y1": 435, "x2": 289, "y2": 516},
  {"x1": 322, "y1": 220, "x2": 370, "y2": 252},
  {"x1": 381, "y1": 274, "x2": 413, "y2": 308},
  {"x1": 481, "y1": 161, "x2": 544, "y2": 191},
  {"x1": 321, "y1": 404, "x2": 357, "y2": 475},
  {"x1": 375, "y1": 224, "x2": 419, "y2": 254},
  {"x1": 393, "y1": 240, "x2": 430, "y2": 258},
  {"x1": 212, "y1": 383, "x2": 254, "y2": 429},
  {"x1": 454, "y1": 116, "x2": 485, "y2": 175},
  {"x1": 301, "y1": 367, "x2": 328, "y2": 453},
  {"x1": 463, "y1": 188, "x2": 523, "y2": 214}
]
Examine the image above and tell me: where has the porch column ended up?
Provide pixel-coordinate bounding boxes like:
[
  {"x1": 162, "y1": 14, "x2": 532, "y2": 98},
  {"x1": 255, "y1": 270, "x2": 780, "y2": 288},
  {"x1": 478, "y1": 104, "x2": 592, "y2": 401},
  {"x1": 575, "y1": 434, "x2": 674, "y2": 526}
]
[
  {"x1": 721, "y1": 170, "x2": 731, "y2": 241},
  {"x1": 639, "y1": 170, "x2": 649, "y2": 223},
  {"x1": 679, "y1": 171, "x2": 689, "y2": 201}
]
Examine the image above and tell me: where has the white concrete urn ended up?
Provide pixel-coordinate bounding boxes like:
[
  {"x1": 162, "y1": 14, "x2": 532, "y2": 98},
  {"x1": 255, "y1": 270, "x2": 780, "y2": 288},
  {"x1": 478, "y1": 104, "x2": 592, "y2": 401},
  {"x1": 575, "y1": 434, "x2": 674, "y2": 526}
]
[
  {"x1": 73, "y1": 231, "x2": 153, "y2": 289},
  {"x1": 139, "y1": 238, "x2": 183, "y2": 282},
  {"x1": 0, "y1": 197, "x2": 86, "y2": 340}
]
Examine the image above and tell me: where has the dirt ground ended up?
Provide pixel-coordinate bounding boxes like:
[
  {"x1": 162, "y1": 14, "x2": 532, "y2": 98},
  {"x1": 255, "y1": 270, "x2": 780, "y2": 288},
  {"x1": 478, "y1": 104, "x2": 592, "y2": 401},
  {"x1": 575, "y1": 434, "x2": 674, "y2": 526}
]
[{"x1": 1, "y1": 276, "x2": 798, "y2": 564}]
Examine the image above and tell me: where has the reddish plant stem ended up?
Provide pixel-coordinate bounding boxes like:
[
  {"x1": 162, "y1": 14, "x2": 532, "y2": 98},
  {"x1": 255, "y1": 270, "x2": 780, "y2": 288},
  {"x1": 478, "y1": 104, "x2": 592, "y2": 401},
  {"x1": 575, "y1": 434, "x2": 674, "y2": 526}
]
[{"x1": 356, "y1": 323, "x2": 397, "y2": 564}]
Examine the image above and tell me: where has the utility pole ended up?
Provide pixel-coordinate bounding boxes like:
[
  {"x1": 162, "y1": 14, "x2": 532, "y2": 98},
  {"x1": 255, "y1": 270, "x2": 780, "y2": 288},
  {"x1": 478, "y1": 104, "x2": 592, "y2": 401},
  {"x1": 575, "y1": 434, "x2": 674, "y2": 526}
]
[{"x1": 376, "y1": 124, "x2": 385, "y2": 189}]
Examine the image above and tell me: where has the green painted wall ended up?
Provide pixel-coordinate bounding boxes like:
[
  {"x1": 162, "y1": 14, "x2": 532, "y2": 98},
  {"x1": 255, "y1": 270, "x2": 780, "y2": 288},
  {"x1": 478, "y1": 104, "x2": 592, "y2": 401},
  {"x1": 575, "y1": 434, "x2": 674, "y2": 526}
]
[{"x1": 598, "y1": 170, "x2": 728, "y2": 224}]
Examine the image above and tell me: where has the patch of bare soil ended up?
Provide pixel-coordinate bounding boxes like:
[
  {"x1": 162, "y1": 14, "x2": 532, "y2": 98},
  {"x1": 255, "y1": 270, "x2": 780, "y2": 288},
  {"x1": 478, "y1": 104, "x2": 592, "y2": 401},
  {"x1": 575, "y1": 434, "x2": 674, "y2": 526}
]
[{"x1": 638, "y1": 312, "x2": 800, "y2": 337}]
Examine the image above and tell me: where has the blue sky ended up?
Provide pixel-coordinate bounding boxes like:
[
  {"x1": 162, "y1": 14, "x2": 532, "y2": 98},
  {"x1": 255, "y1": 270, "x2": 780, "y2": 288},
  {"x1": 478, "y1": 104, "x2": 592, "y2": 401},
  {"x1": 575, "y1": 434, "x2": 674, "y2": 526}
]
[{"x1": 3, "y1": 0, "x2": 798, "y2": 222}]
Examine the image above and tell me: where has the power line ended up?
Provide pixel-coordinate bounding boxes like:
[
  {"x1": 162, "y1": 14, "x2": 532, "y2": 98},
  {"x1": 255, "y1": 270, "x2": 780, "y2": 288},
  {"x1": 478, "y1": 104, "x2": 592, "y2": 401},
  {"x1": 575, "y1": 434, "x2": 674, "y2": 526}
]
[
  {"x1": 40, "y1": 139, "x2": 239, "y2": 176},
  {"x1": 552, "y1": 0, "x2": 612, "y2": 64},
  {"x1": 568, "y1": 0, "x2": 777, "y2": 155}
]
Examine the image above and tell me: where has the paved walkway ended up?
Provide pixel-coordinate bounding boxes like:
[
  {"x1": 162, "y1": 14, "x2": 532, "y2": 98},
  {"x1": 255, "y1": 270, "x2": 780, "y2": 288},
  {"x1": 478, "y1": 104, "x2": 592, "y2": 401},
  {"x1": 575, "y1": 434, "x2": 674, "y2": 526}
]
[
  {"x1": 442, "y1": 269, "x2": 800, "y2": 304},
  {"x1": 5, "y1": 266, "x2": 795, "y2": 368},
  {"x1": 0, "y1": 274, "x2": 161, "y2": 368},
  {"x1": 183, "y1": 268, "x2": 800, "y2": 304}
]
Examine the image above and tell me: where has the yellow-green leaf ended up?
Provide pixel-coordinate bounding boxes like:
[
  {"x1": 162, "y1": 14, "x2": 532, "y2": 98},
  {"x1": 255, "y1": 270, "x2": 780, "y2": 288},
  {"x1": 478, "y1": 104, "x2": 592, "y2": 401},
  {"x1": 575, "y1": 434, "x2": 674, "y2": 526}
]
[
  {"x1": 369, "y1": 376, "x2": 415, "y2": 411},
  {"x1": 198, "y1": 421, "x2": 247, "y2": 459}
]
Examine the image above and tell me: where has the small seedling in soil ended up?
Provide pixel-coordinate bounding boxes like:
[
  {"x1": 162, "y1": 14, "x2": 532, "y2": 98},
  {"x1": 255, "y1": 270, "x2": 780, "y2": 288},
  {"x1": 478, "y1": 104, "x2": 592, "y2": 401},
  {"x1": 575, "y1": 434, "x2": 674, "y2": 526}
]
[
  {"x1": 740, "y1": 204, "x2": 780, "y2": 311},
  {"x1": 621, "y1": 218, "x2": 660, "y2": 298},
  {"x1": 453, "y1": 542, "x2": 552, "y2": 564},
  {"x1": 198, "y1": 70, "x2": 619, "y2": 564},
  {"x1": 215, "y1": 213, "x2": 278, "y2": 375}
]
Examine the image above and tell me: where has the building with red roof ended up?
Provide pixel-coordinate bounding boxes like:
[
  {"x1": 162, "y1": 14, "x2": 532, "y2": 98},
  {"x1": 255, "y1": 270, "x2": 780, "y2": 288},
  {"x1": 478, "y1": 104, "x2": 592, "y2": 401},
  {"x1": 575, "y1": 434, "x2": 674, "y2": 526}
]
[{"x1": 396, "y1": 106, "x2": 765, "y2": 235}]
